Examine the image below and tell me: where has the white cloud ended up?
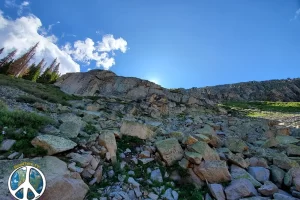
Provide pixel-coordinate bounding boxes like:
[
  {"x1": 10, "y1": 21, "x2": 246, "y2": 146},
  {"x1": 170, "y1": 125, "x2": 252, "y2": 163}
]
[
  {"x1": 291, "y1": 8, "x2": 300, "y2": 21},
  {"x1": 21, "y1": 1, "x2": 30, "y2": 6},
  {"x1": 63, "y1": 34, "x2": 128, "y2": 70},
  {"x1": 5, "y1": 0, "x2": 30, "y2": 16},
  {"x1": 0, "y1": 11, "x2": 80, "y2": 74},
  {"x1": 97, "y1": 34, "x2": 127, "y2": 53}
]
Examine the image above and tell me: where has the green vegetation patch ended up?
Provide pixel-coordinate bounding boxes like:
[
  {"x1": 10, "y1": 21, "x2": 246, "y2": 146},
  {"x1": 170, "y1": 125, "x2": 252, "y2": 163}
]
[
  {"x1": 116, "y1": 135, "x2": 145, "y2": 152},
  {"x1": 83, "y1": 123, "x2": 97, "y2": 134},
  {"x1": 221, "y1": 101, "x2": 300, "y2": 113},
  {"x1": 0, "y1": 106, "x2": 53, "y2": 156},
  {"x1": 219, "y1": 101, "x2": 300, "y2": 118},
  {"x1": 178, "y1": 184, "x2": 204, "y2": 200},
  {"x1": 16, "y1": 95, "x2": 45, "y2": 104},
  {"x1": 0, "y1": 74, "x2": 81, "y2": 106}
]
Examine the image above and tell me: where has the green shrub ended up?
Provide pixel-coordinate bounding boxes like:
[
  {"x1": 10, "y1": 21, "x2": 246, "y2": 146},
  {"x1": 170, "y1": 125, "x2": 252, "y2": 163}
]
[
  {"x1": 0, "y1": 109, "x2": 53, "y2": 156},
  {"x1": 16, "y1": 95, "x2": 44, "y2": 104},
  {"x1": 0, "y1": 100, "x2": 7, "y2": 110},
  {"x1": 83, "y1": 123, "x2": 97, "y2": 134},
  {"x1": 179, "y1": 184, "x2": 204, "y2": 200}
]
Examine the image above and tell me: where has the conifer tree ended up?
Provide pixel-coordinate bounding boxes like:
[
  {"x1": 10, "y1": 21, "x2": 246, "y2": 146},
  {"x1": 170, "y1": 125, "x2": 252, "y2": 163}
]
[
  {"x1": 7, "y1": 42, "x2": 39, "y2": 77},
  {"x1": 0, "y1": 48, "x2": 4, "y2": 55},
  {"x1": 23, "y1": 58, "x2": 44, "y2": 81},
  {"x1": 48, "y1": 58, "x2": 57, "y2": 72},
  {"x1": 37, "y1": 67, "x2": 51, "y2": 83},
  {"x1": 0, "y1": 60, "x2": 13, "y2": 74},
  {"x1": 50, "y1": 63, "x2": 60, "y2": 83},
  {"x1": 37, "y1": 58, "x2": 59, "y2": 83},
  {"x1": 19, "y1": 53, "x2": 35, "y2": 77},
  {"x1": 0, "y1": 49, "x2": 17, "y2": 68}
]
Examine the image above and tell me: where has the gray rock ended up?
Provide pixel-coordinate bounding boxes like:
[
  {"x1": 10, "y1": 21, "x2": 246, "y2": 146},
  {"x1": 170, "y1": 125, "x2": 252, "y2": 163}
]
[
  {"x1": 7, "y1": 152, "x2": 19, "y2": 159},
  {"x1": 230, "y1": 165, "x2": 262, "y2": 187},
  {"x1": 248, "y1": 167, "x2": 270, "y2": 183},
  {"x1": 40, "y1": 125, "x2": 60, "y2": 135},
  {"x1": 273, "y1": 193, "x2": 299, "y2": 200},
  {"x1": 270, "y1": 165, "x2": 285, "y2": 186},
  {"x1": 225, "y1": 138, "x2": 248, "y2": 153},
  {"x1": 225, "y1": 179, "x2": 258, "y2": 200},
  {"x1": 208, "y1": 183, "x2": 225, "y2": 200},
  {"x1": 273, "y1": 153, "x2": 299, "y2": 170},
  {"x1": 148, "y1": 192, "x2": 159, "y2": 200},
  {"x1": 0, "y1": 139, "x2": 16, "y2": 151},
  {"x1": 67, "y1": 152, "x2": 93, "y2": 167},
  {"x1": 31, "y1": 135, "x2": 77, "y2": 155},
  {"x1": 128, "y1": 177, "x2": 140, "y2": 187},
  {"x1": 59, "y1": 121, "x2": 81, "y2": 138},
  {"x1": 162, "y1": 188, "x2": 174, "y2": 200},
  {"x1": 151, "y1": 169, "x2": 163, "y2": 183},
  {"x1": 227, "y1": 151, "x2": 249, "y2": 168},
  {"x1": 258, "y1": 181, "x2": 278, "y2": 196}
]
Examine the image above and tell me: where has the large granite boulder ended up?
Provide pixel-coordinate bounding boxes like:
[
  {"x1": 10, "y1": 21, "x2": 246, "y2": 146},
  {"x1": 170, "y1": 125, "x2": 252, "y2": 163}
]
[
  {"x1": 98, "y1": 131, "x2": 117, "y2": 163},
  {"x1": 31, "y1": 135, "x2": 77, "y2": 155},
  {"x1": 120, "y1": 120, "x2": 156, "y2": 140},
  {"x1": 193, "y1": 160, "x2": 231, "y2": 183},
  {"x1": 155, "y1": 138, "x2": 184, "y2": 166}
]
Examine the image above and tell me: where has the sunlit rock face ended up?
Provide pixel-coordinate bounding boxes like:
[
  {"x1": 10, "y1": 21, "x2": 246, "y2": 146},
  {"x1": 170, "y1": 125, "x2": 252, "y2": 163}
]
[{"x1": 55, "y1": 69, "x2": 300, "y2": 104}]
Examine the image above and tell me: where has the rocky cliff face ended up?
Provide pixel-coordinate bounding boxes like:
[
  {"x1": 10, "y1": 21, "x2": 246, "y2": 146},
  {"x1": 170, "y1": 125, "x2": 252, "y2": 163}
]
[{"x1": 55, "y1": 70, "x2": 300, "y2": 103}]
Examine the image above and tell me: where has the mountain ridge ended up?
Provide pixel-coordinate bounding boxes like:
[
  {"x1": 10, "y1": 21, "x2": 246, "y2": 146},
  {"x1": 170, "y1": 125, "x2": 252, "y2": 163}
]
[{"x1": 55, "y1": 69, "x2": 300, "y2": 103}]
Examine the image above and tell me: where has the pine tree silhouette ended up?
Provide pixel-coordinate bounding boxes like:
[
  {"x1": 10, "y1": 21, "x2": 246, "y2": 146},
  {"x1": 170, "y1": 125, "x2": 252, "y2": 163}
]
[
  {"x1": 0, "y1": 49, "x2": 17, "y2": 68},
  {"x1": 7, "y1": 42, "x2": 39, "y2": 77}
]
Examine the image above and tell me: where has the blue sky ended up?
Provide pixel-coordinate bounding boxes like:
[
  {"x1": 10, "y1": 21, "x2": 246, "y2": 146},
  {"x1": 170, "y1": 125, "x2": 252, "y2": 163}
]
[{"x1": 0, "y1": 0, "x2": 300, "y2": 89}]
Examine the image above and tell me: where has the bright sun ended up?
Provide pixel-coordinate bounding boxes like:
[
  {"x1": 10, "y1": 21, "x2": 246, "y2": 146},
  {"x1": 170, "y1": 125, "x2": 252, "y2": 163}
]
[{"x1": 149, "y1": 79, "x2": 159, "y2": 84}]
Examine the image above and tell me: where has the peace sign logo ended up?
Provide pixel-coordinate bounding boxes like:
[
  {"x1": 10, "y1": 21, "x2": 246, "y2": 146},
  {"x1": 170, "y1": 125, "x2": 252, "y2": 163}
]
[{"x1": 8, "y1": 166, "x2": 46, "y2": 200}]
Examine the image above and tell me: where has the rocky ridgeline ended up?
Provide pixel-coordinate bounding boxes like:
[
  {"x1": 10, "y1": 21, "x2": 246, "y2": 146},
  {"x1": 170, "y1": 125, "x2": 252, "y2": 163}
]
[
  {"x1": 0, "y1": 74, "x2": 300, "y2": 200},
  {"x1": 55, "y1": 70, "x2": 300, "y2": 103}
]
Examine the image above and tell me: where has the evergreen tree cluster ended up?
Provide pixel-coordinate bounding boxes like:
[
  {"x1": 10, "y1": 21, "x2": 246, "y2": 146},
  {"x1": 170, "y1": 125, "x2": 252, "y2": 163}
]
[{"x1": 0, "y1": 43, "x2": 61, "y2": 83}]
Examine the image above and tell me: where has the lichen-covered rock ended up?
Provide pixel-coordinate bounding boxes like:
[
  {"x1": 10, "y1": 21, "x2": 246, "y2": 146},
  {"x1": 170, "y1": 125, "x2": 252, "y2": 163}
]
[
  {"x1": 59, "y1": 121, "x2": 81, "y2": 138},
  {"x1": 31, "y1": 135, "x2": 77, "y2": 155},
  {"x1": 230, "y1": 165, "x2": 262, "y2": 187},
  {"x1": 193, "y1": 160, "x2": 231, "y2": 183},
  {"x1": 194, "y1": 124, "x2": 221, "y2": 147},
  {"x1": 225, "y1": 138, "x2": 248, "y2": 153},
  {"x1": 120, "y1": 120, "x2": 156, "y2": 139},
  {"x1": 184, "y1": 151, "x2": 202, "y2": 164},
  {"x1": 287, "y1": 144, "x2": 300, "y2": 156},
  {"x1": 155, "y1": 138, "x2": 184, "y2": 166},
  {"x1": 273, "y1": 154, "x2": 299, "y2": 170},
  {"x1": 227, "y1": 151, "x2": 249, "y2": 168},
  {"x1": 187, "y1": 141, "x2": 220, "y2": 161},
  {"x1": 275, "y1": 136, "x2": 299, "y2": 145}
]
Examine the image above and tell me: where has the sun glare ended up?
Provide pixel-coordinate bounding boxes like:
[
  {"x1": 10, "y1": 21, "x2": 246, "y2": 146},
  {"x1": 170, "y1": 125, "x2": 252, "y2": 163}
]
[{"x1": 150, "y1": 79, "x2": 159, "y2": 84}]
